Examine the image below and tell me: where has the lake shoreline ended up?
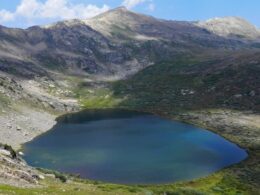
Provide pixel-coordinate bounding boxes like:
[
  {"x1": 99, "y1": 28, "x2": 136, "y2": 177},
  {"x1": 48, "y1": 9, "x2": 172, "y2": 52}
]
[
  {"x1": 0, "y1": 106, "x2": 259, "y2": 193},
  {"x1": 22, "y1": 109, "x2": 248, "y2": 185}
]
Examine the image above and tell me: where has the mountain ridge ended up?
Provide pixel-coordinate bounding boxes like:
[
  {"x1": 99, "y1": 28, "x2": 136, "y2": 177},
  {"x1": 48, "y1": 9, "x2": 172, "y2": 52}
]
[
  {"x1": 37, "y1": 6, "x2": 260, "y2": 38},
  {"x1": 1, "y1": 7, "x2": 257, "y2": 37},
  {"x1": 37, "y1": 8, "x2": 260, "y2": 40},
  {"x1": 0, "y1": 7, "x2": 256, "y2": 43},
  {"x1": 0, "y1": 7, "x2": 259, "y2": 80}
]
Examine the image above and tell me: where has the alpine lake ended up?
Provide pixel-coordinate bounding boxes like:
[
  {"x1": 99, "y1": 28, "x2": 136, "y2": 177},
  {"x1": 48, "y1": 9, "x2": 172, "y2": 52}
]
[{"x1": 22, "y1": 109, "x2": 247, "y2": 185}]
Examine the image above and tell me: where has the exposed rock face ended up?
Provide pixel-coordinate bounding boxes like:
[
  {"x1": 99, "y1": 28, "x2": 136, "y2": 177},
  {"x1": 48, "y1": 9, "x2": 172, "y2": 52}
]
[{"x1": 197, "y1": 17, "x2": 260, "y2": 39}]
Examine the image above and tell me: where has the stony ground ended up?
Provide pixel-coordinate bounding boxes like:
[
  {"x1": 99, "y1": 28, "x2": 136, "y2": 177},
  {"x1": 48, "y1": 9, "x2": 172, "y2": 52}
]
[
  {"x1": 0, "y1": 71, "x2": 79, "y2": 187},
  {"x1": 175, "y1": 109, "x2": 260, "y2": 150},
  {"x1": 0, "y1": 71, "x2": 79, "y2": 149},
  {"x1": 0, "y1": 149, "x2": 39, "y2": 187},
  {"x1": 0, "y1": 106, "x2": 57, "y2": 150}
]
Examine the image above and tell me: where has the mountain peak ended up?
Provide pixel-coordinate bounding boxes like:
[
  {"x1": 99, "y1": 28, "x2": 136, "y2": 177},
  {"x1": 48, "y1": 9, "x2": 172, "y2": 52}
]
[
  {"x1": 91, "y1": 6, "x2": 134, "y2": 20},
  {"x1": 84, "y1": 6, "x2": 158, "y2": 37},
  {"x1": 112, "y1": 6, "x2": 128, "y2": 12},
  {"x1": 197, "y1": 16, "x2": 260, "y2": 39},
  {"x1": 204, "y1": 16, "x2": 252, "y2": 26}
]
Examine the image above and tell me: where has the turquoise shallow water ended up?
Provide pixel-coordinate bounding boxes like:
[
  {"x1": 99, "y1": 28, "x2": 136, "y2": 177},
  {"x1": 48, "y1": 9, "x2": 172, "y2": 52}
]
[{"x1": 23, "y1": 109, "x2": 247, "y2": 184}]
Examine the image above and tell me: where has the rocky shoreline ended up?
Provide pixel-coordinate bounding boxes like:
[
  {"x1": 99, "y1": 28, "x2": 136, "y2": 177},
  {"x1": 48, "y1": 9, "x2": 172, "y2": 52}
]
[
  {"x1": 0, "y1": 73, "x2": 80, "y2": 187},
  {"x1": 0, "y1": 107, "x2": 57, "y2": 150},
  {"x1": 174, "y1": 109, "x2": 260, "y2": 188},
  {"x1": 1, "y1": 102, "x2": 259, "y2": 189}
]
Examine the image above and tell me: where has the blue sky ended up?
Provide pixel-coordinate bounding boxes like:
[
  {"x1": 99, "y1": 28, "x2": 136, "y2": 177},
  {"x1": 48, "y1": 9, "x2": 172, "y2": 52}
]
[{"x1": 0, "y1": 0, "x2": 259, "y2": 28}]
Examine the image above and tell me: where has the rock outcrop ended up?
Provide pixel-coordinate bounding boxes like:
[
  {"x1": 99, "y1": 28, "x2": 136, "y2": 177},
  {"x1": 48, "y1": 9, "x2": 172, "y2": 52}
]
[{"x1": 0, "y1": 147, "x2": 39, "y2": 187}]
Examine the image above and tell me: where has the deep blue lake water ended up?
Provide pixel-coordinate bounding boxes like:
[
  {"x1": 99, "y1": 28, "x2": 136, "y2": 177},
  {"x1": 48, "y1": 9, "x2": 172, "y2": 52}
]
[{"x1": 23, "y1": 109, "x2": 247, "y2": 184}]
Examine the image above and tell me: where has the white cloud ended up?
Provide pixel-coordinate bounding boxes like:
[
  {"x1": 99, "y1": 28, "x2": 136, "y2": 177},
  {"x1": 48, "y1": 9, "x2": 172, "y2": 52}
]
[
  {"x1": 0, "y1": 10, "x2": 15, "y2": 22},
  {"x1": 147, "y1": 3, "x2": 155, "y2": 11},
  {"x1": 16, "y1": 0, "x2": 41, "y2": 18},
  {"x1": 0, "y1": 0, "x2": 109, "y2": 27},
  {"x1": 122, "y1": 0, "x2": 147, "y2": 9}
]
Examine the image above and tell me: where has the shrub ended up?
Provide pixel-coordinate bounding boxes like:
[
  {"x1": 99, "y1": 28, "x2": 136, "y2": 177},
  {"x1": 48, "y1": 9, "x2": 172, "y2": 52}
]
[
  {"x1": 3, "y1": 144, "x2": 17, "y2": 159},
  {"x1": 37, "y1": 168, "x2": 67, "y2": 183}
]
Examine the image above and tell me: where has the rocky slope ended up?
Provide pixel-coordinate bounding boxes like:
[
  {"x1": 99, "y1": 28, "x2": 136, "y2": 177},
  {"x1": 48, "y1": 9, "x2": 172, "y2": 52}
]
[
  {"x1": 0, "y1": 147, "x2": 40, "y2": 187},
  {"x1": 0, "y1": 7, "x2": 259, "y2": 80},
  {"x1": 0, "y1": 71, "x2": 78, "y2": 147}
]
